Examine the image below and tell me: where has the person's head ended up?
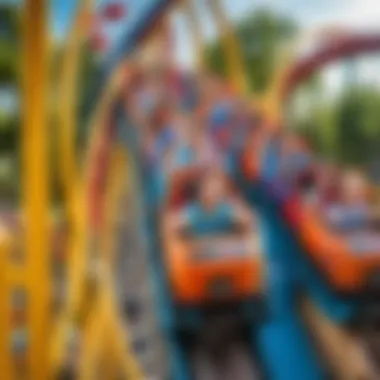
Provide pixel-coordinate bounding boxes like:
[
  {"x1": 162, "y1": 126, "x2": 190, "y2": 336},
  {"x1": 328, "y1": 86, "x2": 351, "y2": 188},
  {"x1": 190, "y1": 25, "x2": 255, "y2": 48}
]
[
  {"x1": 341, "y1": 169, "x2": 370, "y2": 206},
  {"x1": 281, "y1": 133, "x2": 306, "y2": 157},
  {"x1": 173, "y1": 111, "x2": 206, "y2": 149},
  {"x1": 145, "y1": 62, "x2": 166, "y2": 82},
  {"x1": 316, "y1": 162, "x2": 339, "y2": 189},
  {"x1": 244, "y1": 125, "x2": 264, "y2": 151},
  {"x1": 198, "y1": 170, "x2": 229, "y2": 210},
  {"x1": 313, "y1": 162, "x2": 341, "y2": 204},
  {"x1": 197, "y1": 73, "x2": 225, "y2": 103},
  {"x1": 172, "y1": 111, "x2": 194, "y2": 142},
  {"x1": 248, "y1": 110, "x2": 264, "y2": 130}
]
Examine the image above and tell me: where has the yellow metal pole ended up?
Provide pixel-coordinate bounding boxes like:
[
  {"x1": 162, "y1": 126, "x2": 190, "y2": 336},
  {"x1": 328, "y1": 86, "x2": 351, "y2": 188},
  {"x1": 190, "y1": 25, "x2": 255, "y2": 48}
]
[
  {"x1": 59, "y1": 0, "x2": 95, "y2": 221},
  {"x1": 51, "y1": 1, "x2": 95, "y2": 372},
  {"x1": 81, "y1": 145, "x2": 144, "y2": 379},
  {"x1": 78, "y1": 281, "x2": 144, "y2": 380},
  {"x1": 104, "y1": 295, "x2": 145, "y2": 380},
  {"x1": 259, "y1": 37, "x2": 302, "y2": 128},
  {"x1": 101, "y1": 148, "x2": 126, "y2": 266},
  {"x1": 51, "y1": 60, "x2": 135, "y2": 376},
  {"x1": 78, "y1": 301, "x2": 104, "y2": 380},
  {"x1": 0, "y1": 230, "x2": 12, "y2": 379},
  {"x1": 102, "y1": 148, "x2": 143, "y2": 379},
  {"x1": 207, "y1": 0, "x2": 248, "y2": 94},
  {"x1": 22, "y1": 0, "x2": 50, "y2": 378}
]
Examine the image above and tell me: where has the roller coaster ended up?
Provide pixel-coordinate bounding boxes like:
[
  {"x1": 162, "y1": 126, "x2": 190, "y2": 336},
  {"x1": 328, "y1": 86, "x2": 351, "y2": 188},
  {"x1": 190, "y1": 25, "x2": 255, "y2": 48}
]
[{"x1": 2, "y1": 0, "x2": 380, "y2": 379}]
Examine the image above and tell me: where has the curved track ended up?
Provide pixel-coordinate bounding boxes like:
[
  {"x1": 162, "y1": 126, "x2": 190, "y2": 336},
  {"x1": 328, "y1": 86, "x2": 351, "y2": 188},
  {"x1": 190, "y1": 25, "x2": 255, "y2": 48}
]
[
  {"x1": 192, "y1": 343, "x2": 261, "y2": 380},
  {"x1": 113, "y1": 165, "x2": 170, "y2": 379},
  {"x1": 280, "y1": 33, "x2": 380, "y2": 100}
]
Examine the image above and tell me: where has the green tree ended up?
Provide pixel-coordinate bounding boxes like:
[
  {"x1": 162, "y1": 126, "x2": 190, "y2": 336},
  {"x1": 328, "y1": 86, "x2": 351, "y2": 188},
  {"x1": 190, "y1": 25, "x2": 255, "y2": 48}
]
[
  {"x1": 0, "y1": 4, "x2": 20, "y2": 84},
  {"x1": 0, "y1": 3, "x2": 20, "y2": 133},
  {"x1": 0, "y1": 4, "x2": 20, "y2": 202},
  {"x1": 0, "y1": 4, "x2": 100, "y2": 202},
  {"x1": 205, "y1": 8, "x2": 297, "y2": 93},
  {"x1": 290, "y1": 84, "x2": 380, "y2": 167},
  {"x1": 334, "y1": 86, "x2": 380, "y2": 165}
]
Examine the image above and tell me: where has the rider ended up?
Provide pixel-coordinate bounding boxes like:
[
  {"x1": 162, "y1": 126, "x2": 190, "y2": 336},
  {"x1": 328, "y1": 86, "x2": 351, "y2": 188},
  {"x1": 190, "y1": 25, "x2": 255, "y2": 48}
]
[
  {"x1": 266, "y1": 132, "x2": 315, "y2": 200},
  {"x1": 164, "y1": 111, "x2": 220, "y2": 176},
  {"x1": 169, "y1": 170, "x2": 253, "y2": 237},
  {"x1": 160, "y1": 111, "x2": 221, "y2": 208},
  {"x1": 325, "y1": 169, "x2": 372, "y2": 232}
]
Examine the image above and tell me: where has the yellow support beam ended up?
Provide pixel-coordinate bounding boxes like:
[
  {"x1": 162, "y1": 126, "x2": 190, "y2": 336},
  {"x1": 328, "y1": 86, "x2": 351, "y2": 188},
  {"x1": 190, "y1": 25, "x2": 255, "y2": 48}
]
[
  {"x1": 53, "y1": 49, "x2": 143, "y2": 376},
  {"x1": 207, "y1": 0, "x2": 248, "y2": 94},
  {"x1": 67, "y1": 61, "x2": 127, "y2": 315},
  {"x1": 90, "y1": 145, "x2": 144, "y2": 380},
  {"x1": 78, "y1": 300, "x2": 104, "y2": 380},
  {"x1": 258, "y1": 44, "x2": 299, "y2": 127},
  {"x1": 78, "y1": 276, "x2": 144, "y2": 380},
  {"x1": 0, "y1": 230, "x2": 13, "y2": 379},
  {"x1": 59, "y1": 0, "x2": 95, "y2": 221},
  {"x1": 51, "y1": 1, "x2": 95, "y2": 372},
  {"x1": 103, "y1": 148, "x2": 145, "y2": 379},
  {"x1": 22, "y1": 0, "x2": 50, "y2": 378}
]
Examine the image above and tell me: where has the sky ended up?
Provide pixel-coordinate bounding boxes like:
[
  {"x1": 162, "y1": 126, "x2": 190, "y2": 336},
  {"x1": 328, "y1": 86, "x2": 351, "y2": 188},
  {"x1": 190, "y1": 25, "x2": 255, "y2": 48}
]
[
  {"x1": 51, "y1": 0, "x2": 78, "y2": 38},
  {"x1": 47, "y1": 0, "x2": 380, "y2": 113},
  {"x1": 2, "y1": 0, "x2": 380, "y2": 115},
  {"x1": 50, "y1": 0, "x2": 380, "y2": 67},
  {"x1": 173, "y1": 0, "x2": 380, "y2": 67}
]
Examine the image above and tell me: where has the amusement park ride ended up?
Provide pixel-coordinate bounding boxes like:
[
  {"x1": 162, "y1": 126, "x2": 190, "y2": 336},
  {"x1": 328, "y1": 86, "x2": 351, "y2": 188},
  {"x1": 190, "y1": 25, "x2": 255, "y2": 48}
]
[{"x1": 2, "y1": 0, "x2": 380, "y2": 379}]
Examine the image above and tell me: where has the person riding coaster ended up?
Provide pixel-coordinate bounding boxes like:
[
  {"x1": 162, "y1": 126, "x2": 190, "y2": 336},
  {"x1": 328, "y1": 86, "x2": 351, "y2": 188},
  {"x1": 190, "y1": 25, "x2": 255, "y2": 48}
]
[
  {"x1": 257, "y1": 130, "x2": 380, "y2": 295},
  {"x1": 169, "y1": 170, "x2": 252, "y2": 237},
  {"x1": 124, "y1": 64, "x2": 332, "y2": 380},
  {"x1": 162, "y1": 169, "x2": 262, "y2": 304}
]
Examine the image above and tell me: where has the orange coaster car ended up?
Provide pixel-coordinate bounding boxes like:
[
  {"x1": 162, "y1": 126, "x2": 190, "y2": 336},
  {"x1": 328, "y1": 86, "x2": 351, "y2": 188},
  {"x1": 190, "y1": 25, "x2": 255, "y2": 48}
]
[
  {"x1": 161, "y1": 166, "x2": 263, "y2": 304},
  {"x1": 162, "y1": 226, "x2": 262, "y2": 304},
  {"x1": 287, "y1": 200, "x2": 380, "y2": 293}
]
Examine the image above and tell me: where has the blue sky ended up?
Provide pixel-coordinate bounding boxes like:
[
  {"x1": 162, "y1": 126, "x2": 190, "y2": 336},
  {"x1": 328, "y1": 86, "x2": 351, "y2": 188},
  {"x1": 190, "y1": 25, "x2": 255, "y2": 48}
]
[
  {"x1": 50, "y1": 0, "x2": 337, "y2": 38},
  {"x1": 50, "y1": 0, "x2": 380, "y2": 40},
  {"x1": 2, "y1": 0, "x2": 380, "y2": 114},
  {"x1": 0, "y1": 0, "x2": 77, "y2": 36},
  {"x1": 51, "y1": 0, "x2": 78, "y2": 38},
  {"x1": 50, "y1": 0, "x2": 380, "y2": 65},
  {"x1": 47, "y1": 0, "x2": 380, "y2": 104}
]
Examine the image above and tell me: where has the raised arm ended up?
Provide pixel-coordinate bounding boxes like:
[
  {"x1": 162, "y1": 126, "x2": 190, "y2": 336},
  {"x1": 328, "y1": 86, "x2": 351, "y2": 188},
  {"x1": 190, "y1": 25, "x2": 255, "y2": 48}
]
[
  {"x1": 231, "y1": 201, "x2": 254, "y2": 232},
  {"x1": 166, "y1": 208, "x2": 192, "y2": 234}
]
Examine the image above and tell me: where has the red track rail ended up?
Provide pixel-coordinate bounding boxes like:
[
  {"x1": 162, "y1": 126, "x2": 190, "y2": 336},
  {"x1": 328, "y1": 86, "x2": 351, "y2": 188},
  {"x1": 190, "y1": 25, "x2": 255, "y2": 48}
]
[{"x1": 281, "y1": 33, "x2": 380, "y2": 100}]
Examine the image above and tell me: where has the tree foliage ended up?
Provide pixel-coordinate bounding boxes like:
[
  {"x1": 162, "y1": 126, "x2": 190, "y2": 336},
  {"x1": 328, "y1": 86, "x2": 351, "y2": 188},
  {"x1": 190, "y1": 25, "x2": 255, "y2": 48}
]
[
  {"x1": 0, "y1": 4, "x2": 101, "y2": 199},
  {"x1": 334, "y1": 86, "x2": 380, "y2": 165},
  {"x1": 205, "y1": 8, "x2": 297, "y2": 93},
  {"x1": 291, "y1": 85, "x2": 380, "y2": 167},
  {"x1": 0, "y1": 4, "x2": 20, "y2": 84}
]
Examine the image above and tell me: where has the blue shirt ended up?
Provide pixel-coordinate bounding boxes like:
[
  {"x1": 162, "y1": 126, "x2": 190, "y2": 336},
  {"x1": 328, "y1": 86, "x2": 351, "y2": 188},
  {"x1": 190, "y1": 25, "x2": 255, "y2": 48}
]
[
  {"x1": 327, "y1": 205, "x2": 369, "y2": 231},
  {"x1": 153, "y1": 127, "x2": 176, "y2": 161},
  {"x1": 208, "y1": 102, "x2": 234, "y2": 149},
  {"x1": 180, "y1": 75, "x2": 198, "y2": 111},
  {"x1": 209, "y1": 102, "x2": 234, "y2": 128},
  {"x1": 281, "y1": 153, "x2": 312, "y2": 178},
  {"x1": 184, "y1": 202, "x2": 236, "y2": 236},
  {"x1": 262, "y1": 138, "x2": 282, "y2": 183},
  {"x1": 167, "y1": 144, "x2": 198, "y2": 173}
]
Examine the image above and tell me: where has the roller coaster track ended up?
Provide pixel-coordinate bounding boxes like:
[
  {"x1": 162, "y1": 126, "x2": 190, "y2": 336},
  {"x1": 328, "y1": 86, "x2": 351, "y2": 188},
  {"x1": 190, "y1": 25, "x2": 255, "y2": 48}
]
[
  {"x1": 270, "y1": 29, "x2": 380, "y2": 380},
  {"x1": 0, "y1": 0, "x2": 255, "y2": 377},
  {"x1": 4, "y1": 0, "x2": 380, "y2": 378},
  {"x1": 265, "y1": 31, "x2": 380, "y2": 123}
]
